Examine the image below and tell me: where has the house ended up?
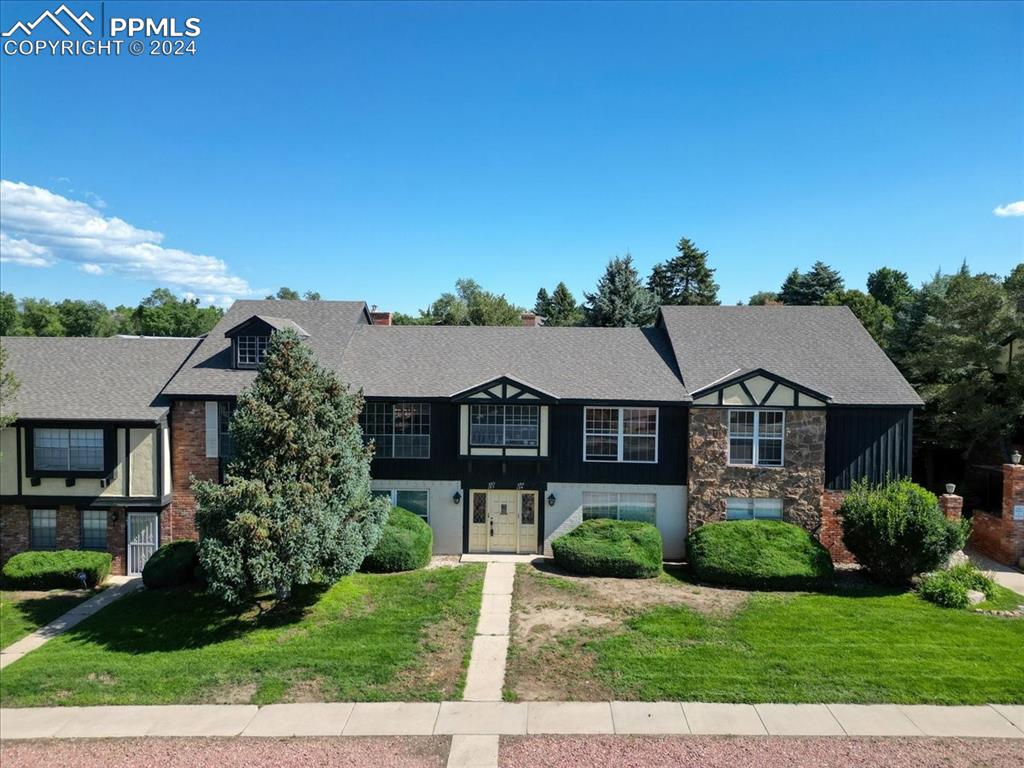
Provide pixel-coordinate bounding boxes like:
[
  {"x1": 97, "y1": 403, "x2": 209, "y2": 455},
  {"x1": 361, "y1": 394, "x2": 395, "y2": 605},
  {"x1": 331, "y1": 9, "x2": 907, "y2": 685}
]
[{"x1": 0, "y1": 300, "x2": 922, "y2": 575}]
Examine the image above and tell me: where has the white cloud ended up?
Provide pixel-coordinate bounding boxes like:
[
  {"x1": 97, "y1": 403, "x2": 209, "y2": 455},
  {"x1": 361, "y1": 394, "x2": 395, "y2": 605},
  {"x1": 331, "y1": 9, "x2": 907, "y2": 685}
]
[
  {"x1": 993, "y1": 200, "x2": 1024, "y2": 217},
  {"x1": 0, "y1": 232, "x2": 54, "y2": 267},
  {"x1": 0, "y1": 180, "x2": 251, "y2": 299}
]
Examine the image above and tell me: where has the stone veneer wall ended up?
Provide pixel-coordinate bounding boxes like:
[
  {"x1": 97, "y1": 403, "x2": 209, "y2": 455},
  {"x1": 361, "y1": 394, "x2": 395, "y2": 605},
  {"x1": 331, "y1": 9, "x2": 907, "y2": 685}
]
[
  {"x1": 168, "y1": 400, "x2": 220, "y2": 542},
  {"x1": 689, "y1": 408, "x2": 852, "y2": 560}
]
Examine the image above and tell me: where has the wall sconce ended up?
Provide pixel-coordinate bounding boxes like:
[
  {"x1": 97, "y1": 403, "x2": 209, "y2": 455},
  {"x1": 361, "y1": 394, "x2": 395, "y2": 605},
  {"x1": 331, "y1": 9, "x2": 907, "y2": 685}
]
[
  {"x1": 547, "y1": 493, "x2": 556, "y2": 508},
  {"x1": 452, "y1": 490, "x2": 462, "y2": 505}
]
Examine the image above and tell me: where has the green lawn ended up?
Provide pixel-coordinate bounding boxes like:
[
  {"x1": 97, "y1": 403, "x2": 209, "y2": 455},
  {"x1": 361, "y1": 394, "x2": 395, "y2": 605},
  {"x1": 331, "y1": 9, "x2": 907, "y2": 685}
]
[
  {"x1": 591, "y1": 586, "x2": 1024, "y2": 704},
  {"x1": 0, "y1": 589, "x2": 100, "y2": 649},
  {"x1": 0, "y1": 565, "x2": 484, "y2": 707}
]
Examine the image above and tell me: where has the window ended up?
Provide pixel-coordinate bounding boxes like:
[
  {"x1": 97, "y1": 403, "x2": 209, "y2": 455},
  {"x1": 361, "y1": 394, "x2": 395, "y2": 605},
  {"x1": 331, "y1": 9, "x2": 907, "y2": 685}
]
[
  {"x1": 373, "y1": 489, "x2": 429, "y2": 521},
  {"x1": 584, "y1": 407, "x2": 658, "y2": 463},
  {"x1": 218, "y1": 401, "x2": 237, "y2": 461},
  {"x1": 236, "y1": 335, "x2": 270, "y2": 367},
  {"x1": 30, "y1": 509, "x2": 57, "y2": 550},
  {"x1": 725, "y1": 498, "x2": 783, "y2": 520},
  {"x1": 33, "y1": 428, "x2": 104, "y2": 472},
  {"x1": 81, "y1": 510, "x2": 107, "y2": 550},
  {"x1": 469, "y1": 405, "x2": 539, "y2": 447},
  {"x1": 582, "y1": 492, "x2": 657, "y2": 524},
  {"x1": 728, "y1": 410, "x2": 784, "y2": 466},
  {"x1": 359, "y1": 402, "x2": 430, "y2": 459}
]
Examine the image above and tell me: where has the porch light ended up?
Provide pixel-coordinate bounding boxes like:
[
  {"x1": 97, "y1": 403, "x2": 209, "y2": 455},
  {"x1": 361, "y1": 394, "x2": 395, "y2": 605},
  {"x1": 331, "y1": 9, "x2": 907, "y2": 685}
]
[
  {"x1": 547, "y1": 493, "x2": 556, "y2": 508},
  {"x1": 1012, "y1": 451, "x2": 1022, "y2": 466},
  {"x1": 453, "y1": 490, "x2": 462, "y2": 505}
]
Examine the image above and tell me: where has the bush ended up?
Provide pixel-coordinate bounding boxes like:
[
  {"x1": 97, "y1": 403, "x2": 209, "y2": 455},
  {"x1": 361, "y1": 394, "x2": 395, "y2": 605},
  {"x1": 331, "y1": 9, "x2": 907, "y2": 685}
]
[
  {"x1": 2, "y1": 550, "x2": 112, "y2": 589},
  {"x1": 919, "y1": 563, "x2": 996, "y2": 609},
  {"x1": 142, "y1": 540, "x2": 199, "y2": 589},
  {"x1": 687, "y1": 519, "x2": 834, "y2": 590},
  {"x1": 552, "y1": 519, "x2": 662, "y2": 578},
  {"x1": 841, "y1": 478, "x2": 969, "y2": 584},
  {"x1": 361, "y1": 507, "x2": 433, "y2": 573}
]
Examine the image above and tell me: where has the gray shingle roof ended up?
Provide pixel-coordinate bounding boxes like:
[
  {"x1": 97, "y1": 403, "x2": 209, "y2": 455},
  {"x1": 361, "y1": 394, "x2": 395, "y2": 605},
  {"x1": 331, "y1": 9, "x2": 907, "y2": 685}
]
[
  {"x1": 0, "y1": 336, "x2": 201, "y2": 422},
  {"x1": 163, "y1": 300, "x2": 370, "y2": 397},
  {"x1": 658, "y1": 305, "x2": 922, "y2": 406},
  {"x1": 338, "y1": 325, "x2": 689, "y2": 401}
]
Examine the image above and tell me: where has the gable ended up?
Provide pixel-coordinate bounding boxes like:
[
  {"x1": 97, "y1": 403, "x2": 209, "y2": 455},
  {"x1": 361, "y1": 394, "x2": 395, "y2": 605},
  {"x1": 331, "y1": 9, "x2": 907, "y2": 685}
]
[
  {"x1": 450, "y1": 375, "x2": 558, "y2": 403},
  {"x1": 690, "y1": 369, "x2": 829, "y2": 408}
]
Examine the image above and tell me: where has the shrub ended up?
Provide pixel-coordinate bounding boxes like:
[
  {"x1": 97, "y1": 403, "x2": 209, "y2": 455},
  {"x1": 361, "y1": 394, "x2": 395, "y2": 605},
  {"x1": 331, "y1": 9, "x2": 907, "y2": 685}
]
[
  {"x1": 142, "y1": 540, "x2": 199, "y2": 589},
  {"x1": 552, "y1": 519, "x2": 662, "y2": 578},
  {"x1": 361, "y1": 507, "x2": 433, "y2": 573},
  {"x1": 687, "y1": 519, "x2": 834, "y2": 590},
  {"x1": 919, "y1": 563, "x2": 996, "y2": 609},
  {"x1": 2, "y1": 550, "x2": 111, "y2": 589},
  {"x1": 841, "y1": 478, "x2": 969, "y2": 584}
]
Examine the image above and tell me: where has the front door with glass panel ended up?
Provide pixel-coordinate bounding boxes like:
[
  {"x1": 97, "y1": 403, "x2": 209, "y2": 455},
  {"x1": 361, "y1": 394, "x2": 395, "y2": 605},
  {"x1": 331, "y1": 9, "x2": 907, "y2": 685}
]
[
  {"x1": 127, "y1": 512, "x2": 159, "y2": 575},
  {"x1": 468, "y1": 490, "x2": 538, "y2": 554}
]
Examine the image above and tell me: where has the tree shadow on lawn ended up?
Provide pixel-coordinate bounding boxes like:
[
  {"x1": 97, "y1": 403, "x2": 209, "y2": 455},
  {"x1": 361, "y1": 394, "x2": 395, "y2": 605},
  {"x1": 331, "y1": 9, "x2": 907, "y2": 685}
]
[
  {"x1": 2, "y1": 589, "x2": 96, "y2": 628},
  {"x1": 61, "y1": 582, "x2": 330, "y2": 654}
]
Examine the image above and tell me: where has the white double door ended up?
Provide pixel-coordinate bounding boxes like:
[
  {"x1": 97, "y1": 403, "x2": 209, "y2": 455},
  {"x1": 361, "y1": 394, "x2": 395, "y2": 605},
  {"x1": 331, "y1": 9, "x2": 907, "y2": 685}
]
[{"x1": 127, "y1": 512, "x2": 159, "y2": 575}]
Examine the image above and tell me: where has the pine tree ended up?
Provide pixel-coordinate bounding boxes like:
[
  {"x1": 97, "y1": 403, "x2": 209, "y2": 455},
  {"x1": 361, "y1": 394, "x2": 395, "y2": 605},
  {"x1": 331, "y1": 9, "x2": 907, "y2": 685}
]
[
  {"x1": 193, "y1": 329, "x2": 389, "y2": 604},
  {"x1": 583, "y1": 255, "x2": 659, "y2": 327},
  {"x1": 778, "y1": 268, "x2": 804, "y2": 304},
  {"x1": 647, "y1": 237, "x2": 720, "y2": 305},
  {"x1": 778, "y1": 262, "x2": 844, "y2": 305},
  {"x1": 546, "y1": 282, "x2": 583, "y2": 326},
  {"x1": 534, "y1": 288, "x2": 552, "y2": 318}
]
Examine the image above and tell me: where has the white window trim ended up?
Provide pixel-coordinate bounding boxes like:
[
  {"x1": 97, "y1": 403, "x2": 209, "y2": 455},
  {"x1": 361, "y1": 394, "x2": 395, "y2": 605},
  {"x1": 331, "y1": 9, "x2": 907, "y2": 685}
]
[
  {"x1": 582, "y1": 407, "x2": 659, "y2": 464},
  {"x1": 468, "y1": 404, "x2": 540, "y2": 448},
  {"x1": 581, "y1": 491, "x2": 658, "y2": 525},
  {"x1": 376, "y1": 488, "x2": 430, "y2": 523},
  {"x1": 727, "y1": 408, "x2": 785, "y2": 467}
]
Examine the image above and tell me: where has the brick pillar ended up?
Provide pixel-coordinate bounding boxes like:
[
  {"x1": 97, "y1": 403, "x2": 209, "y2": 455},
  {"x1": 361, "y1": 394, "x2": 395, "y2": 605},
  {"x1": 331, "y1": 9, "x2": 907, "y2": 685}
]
[
  {"x1": 970, "y1": 464, "x2": 1024, "y2": 567},
  {"x1": 56, "y1": 505, "x2": 78, "y2": 549},
  {"x1": 939, "y1": 493, "x2": 963, "y2": 520},
  {"x1": 109, "y1": 508, "x2": 127, "y2": 575},
  {"x1": 0, "y1": 505, "x2": 30, "y2": 564},
  {"x1": 169, "y1": 400, "x2": 220, "y2": 542},
  {"x1": 819, "y1": 490, "x2": 855, "y2": 564}
]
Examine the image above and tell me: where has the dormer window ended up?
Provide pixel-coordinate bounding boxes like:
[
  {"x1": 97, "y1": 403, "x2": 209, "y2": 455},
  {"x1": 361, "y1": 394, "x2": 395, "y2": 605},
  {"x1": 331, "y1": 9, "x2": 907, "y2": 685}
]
[{"x1": 236, "y1": 335, "x2": 270, "y2": 368}]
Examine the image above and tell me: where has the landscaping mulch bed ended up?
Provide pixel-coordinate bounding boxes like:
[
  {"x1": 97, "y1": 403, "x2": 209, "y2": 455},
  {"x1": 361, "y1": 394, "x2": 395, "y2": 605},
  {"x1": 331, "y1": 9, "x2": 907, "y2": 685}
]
[
  {"x1": 1, "y1": 737, "x2": 450, "y2": 768},
  {"x1": 501, "y1": 736, "x2": 1024, "y2": 768}
]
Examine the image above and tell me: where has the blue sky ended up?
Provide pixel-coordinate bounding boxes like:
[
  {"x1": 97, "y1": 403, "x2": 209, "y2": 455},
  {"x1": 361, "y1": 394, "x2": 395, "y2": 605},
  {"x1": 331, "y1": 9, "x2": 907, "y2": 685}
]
[{"x1": 1, "y1": 0, "x2": 1021, "y2": 313}]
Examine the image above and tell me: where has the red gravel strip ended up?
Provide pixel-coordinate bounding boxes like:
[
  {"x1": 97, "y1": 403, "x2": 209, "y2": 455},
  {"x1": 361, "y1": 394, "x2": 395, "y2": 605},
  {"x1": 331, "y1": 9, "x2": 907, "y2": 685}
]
[
  {"x1": 501, "y1": 735, "x2": 1024, "y2": 768},
  {"x1": 0, "y1": 736, "x2": 451, "y2": 768}
]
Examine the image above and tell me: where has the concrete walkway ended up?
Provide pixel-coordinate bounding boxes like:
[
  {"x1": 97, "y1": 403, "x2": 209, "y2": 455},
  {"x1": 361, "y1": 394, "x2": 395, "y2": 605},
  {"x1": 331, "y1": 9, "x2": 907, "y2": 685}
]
[
  {"x1": 0, "y1": 577, "x2": 143, "y2": 670},
  {"x1": 969, "y1": 548, "x2": 1024, "y2": 594},
  {"x1": 1, "y1": 702, "x2": 1022, "y2": 741}
]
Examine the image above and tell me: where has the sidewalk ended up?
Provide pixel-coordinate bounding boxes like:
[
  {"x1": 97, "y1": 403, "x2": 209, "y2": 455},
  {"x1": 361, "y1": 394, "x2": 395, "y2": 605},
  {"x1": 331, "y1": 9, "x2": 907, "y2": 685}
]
[
  {"x1": 0, "y1": 577, "x2": 144, "y2": 670},
  {"x1": 1, "y1": 701, "x2": 1022, "y2": 740},
  {"x1": 969, "y1": 548, "x2": 1024, "y2": 594}
]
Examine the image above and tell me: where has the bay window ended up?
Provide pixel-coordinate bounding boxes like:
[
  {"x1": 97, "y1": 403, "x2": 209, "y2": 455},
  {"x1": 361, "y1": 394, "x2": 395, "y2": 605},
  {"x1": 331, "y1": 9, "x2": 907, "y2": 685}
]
[
  {"x1": 728, "y1": 409, "x2": 784, "y2": 466},
  {"x1": 584, "y1": 407, "x2": 657, "y2": 463}
]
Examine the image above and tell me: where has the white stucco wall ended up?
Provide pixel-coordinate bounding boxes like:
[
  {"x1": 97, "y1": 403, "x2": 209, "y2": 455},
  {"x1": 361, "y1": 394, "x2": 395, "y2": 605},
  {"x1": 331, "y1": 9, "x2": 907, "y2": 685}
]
[
  {"x1": 543, "y1": 482, "x2": 688, "y2": 560},
  {"x1": 371, "y1": 478, "x2": 464, "y2": 555}
]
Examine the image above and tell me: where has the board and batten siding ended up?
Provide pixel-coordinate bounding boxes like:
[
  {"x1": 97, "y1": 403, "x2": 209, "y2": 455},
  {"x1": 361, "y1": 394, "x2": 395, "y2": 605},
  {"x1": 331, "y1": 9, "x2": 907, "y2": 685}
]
[{"x1": 825, "y1": 407, "x2": 914, "y2": 490}]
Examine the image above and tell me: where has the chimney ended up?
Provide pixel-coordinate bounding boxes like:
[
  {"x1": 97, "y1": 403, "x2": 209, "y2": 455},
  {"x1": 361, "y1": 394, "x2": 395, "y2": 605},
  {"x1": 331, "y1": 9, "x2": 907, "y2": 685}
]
[
  {"x1": 521, "y1": 312, "x2": 544, "y2": 327},
  {"x1": 369, "y1": 306, "x2": 393, "y2": 326}
]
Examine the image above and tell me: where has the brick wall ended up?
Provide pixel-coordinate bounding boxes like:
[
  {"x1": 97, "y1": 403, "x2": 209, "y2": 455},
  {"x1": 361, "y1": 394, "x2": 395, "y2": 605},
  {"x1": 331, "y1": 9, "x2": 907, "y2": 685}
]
[
  {"x1": 970, "y1": 464, "x2": 1024, "y2": 567},
  {"x1": 0, "y1": 504, "x2": 133, "y2": 576},
  {"x1": 0, "y1": 504, "x2": 29, "y2": 562},
  {"x1": 819, "y1": 490, "x2": 855, "y2": 564},
  {"x1": 169, "y1": 399, "x2": 219, "y2": 542}
]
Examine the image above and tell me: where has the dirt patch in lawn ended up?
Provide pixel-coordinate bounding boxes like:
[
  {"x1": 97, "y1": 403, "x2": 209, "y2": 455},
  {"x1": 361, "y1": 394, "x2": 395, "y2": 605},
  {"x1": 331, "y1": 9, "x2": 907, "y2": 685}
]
[
  {"x1": 392, "y1": 612, "x2": 470, "y2": 700},
  {"x1": 505, "y1": 562, "x2": 751, "y2": 701}
]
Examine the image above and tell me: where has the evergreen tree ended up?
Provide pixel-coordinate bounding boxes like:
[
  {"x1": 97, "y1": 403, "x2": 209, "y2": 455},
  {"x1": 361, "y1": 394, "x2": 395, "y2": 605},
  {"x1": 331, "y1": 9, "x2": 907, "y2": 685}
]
[
  {"x1": 546, "y1": 282, "x2": 583, "y2": 326},
  {"x1": 194, "y1": 329, "x2": 389, "y2": 604},
  {"x1": 583, "y1": 254, "x2": 658, "y2": 327},
  {"x1": 778, "y1": 262, "x2": 844, "y2": 305},
  {"x1": 534, "y1": 288, "x2": 552, "y2": 318},
  {"x1": 867, "y1": 267, "x2": 915, "y2": 310},
  {"x1": 647, "y1": 237, "x2": 720, "y2": 305}
]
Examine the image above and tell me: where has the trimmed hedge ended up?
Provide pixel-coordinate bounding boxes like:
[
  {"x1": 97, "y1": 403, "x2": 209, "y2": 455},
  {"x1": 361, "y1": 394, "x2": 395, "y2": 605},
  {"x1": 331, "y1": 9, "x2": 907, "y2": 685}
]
[
  {"x1": 361, "y1": 507, "x2": 433, "y2": 573},
  {"x1": 552, "y1": 519, "x2": 663, "y2": 579},
  {"x1": 688, "y1": 520, "x2": 834, "y2": 590},
  {"x1": 142, "y1": 540, "x2": 199, "y2": 589},
  {"x1": 2, "y1": 550, "x2": 112, "y2": 589},
  {"x1": 841, "y1": 478, "x2": 970, "y2": 584}
]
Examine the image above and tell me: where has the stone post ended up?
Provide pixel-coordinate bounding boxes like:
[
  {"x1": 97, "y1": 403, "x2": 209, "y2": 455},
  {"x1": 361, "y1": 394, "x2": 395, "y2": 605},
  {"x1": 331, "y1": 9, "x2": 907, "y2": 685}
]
[{"x1": 939, "y1": 492, "x2": 963, "y2": 521}]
